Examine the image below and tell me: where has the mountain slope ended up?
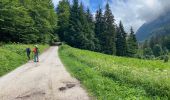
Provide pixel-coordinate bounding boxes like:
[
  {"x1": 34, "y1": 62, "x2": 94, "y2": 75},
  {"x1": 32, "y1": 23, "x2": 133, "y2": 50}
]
[{"x1": 136, "y1": 12, "x2": 170, "y2": 41}]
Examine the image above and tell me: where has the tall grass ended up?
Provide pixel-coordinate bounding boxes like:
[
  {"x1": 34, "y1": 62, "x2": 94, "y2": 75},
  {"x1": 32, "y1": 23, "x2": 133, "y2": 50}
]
[
  {"x1": 0, "y1": 44, "x2": 49, "y2": 76},
  {"x1": 59, "y1": 45, "x2": 170, "y2": 100}
]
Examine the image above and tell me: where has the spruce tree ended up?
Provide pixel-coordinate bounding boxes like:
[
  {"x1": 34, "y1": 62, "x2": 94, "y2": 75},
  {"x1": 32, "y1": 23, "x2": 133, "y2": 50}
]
[
  {"x1": 116, "y1": 21, "x2": 127, "y2": 56},
  {"x1": 102, "y1": 3, "x2": 116, "y2": 55},
  {"x1": 116, "y1": 25, "x2": 123, "y2": 56},
  {"x1": 84, "y1": 8, "x2": 96, "y2": 51},
  {"x1": 95, "y1": 7, "x2": 104, "y2": 52},
  {"x1": 66, "y1": 0, "x2": 81, "y2": 47},
  {"x1": 127, "y1": 27, "x2": 138, "y2": 57},
  {"x1": 77, "y1": 2, "x2": 88, "y2": 49},
  {"x1": 57, "y1": 0, "x2": 70, "y2": 42}
]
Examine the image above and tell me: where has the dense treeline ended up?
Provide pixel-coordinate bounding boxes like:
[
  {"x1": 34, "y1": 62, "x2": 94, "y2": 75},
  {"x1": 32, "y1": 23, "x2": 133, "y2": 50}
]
[
  {"x1": 0, "y1": 0, "x2": 57, "y2": 44},
  {"x1": 0, "y1": 0, "x2": 139, "y2": 57},
  {"x1": 142, "y1": 34, "x2": 169, "y2": 61},
  {"x1": 57, "y1": 0, "x2": 138, "y2": 57}
]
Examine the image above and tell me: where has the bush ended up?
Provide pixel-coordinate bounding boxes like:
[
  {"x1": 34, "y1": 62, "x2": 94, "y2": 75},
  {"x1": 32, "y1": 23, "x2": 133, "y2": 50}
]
[
  {"x1": 164, "y1": 55, "x2": 169, "y2": 63},
  {"x1": 0, "y1": 42, "x2": 5, "y2": 46},
  {"x1": 144, "y1": 55, "x2": 155, "y2": 60}
]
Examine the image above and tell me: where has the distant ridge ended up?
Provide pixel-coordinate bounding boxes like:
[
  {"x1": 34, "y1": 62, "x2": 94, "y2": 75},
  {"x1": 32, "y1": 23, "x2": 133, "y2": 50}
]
[{"x1": 136, "y1": 12, "x2": 170, "y2": 41}]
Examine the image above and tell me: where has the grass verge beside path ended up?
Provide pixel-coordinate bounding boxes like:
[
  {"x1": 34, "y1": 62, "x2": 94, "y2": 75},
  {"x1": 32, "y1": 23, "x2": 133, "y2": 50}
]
[
  {"x1": 0, "y1": 44, "x2": 49, "y2": 77},
  {"x1": 59, "y1": 45, "x2": 170, "y2": 100}
]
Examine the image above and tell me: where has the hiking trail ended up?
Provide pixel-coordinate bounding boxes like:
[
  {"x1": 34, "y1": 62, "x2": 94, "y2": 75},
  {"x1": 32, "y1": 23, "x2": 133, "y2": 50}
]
[{"x1": 0, "y1": 46, "x2": 89, "y2": 100}]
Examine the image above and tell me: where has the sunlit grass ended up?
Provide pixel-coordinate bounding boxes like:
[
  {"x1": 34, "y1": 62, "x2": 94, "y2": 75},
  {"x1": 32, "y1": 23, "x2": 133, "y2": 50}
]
[
  {"x1": 0, "y1": 44, "x2": 49, "y2": 76},
  {"x1": 59, "y1": 45, "x2": 170, "y2": 100}
]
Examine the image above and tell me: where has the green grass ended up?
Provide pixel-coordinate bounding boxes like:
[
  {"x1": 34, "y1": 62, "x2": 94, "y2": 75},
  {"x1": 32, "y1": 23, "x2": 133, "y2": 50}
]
[
  {"x1": 0, "y1": 44, "x2": 49, "y2": 76},
  {"x1": 59, "y1": 45, "x2": 170, "y2": 100}
]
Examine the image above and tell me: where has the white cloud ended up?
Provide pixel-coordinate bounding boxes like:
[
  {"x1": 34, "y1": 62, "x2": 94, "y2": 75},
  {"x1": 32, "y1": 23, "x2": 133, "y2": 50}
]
[
  {"x1": 52, "y1": 0, "x2": 61, "y2": 7},
  {"x1": 109, "y1": 0, "x2": 170, "y2": 32},
  {"x1": 52, "y1": 0, "x2": 170, "y2": 32}
]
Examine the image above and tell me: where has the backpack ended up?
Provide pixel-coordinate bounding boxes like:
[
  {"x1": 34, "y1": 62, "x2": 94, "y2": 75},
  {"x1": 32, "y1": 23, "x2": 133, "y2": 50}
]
[{"x1": 33, "y1": 48, "x2": 37, "y2": 53}]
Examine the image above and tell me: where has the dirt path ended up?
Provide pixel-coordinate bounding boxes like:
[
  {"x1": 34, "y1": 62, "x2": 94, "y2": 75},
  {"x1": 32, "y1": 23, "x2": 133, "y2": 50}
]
[{"x1": 0, "y1": 46, "x2": 90, "y2": 100}]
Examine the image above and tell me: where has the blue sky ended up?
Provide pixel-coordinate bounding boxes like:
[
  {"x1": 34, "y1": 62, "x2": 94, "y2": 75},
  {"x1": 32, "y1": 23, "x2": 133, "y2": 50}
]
[
  {"x1": 52, "y1": 0, "x2": 170, "y2": 32},
  {"x1": 89, "y1": 0, "x2": 104, "y2": 12}
]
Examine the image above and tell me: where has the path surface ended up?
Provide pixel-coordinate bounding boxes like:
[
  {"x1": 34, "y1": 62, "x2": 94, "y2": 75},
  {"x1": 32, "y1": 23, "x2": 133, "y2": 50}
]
[{"x1": 0, "y1": 46, "x2": 89, "y2": 100}]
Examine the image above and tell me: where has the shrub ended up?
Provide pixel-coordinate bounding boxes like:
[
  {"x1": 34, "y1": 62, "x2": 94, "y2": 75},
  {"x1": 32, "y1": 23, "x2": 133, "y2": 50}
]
[{"x1": 164, "y1": 55, "x2": 169, "y2": 63}]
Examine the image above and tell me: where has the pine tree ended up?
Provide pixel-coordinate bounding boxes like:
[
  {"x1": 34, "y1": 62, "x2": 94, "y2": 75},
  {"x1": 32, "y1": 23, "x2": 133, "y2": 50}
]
[
  {"x1": 116, "y1": 21, "x2": 127, "y2": 56},
  {"x1": 62, "y1": 1, "x2": 96, "y2": 50},
  {"x1": 57, "y1": 0, "x2": 70, "y2": 42},
  {"x1": 77, "y1": 2, "x2": 88, "y2": 49},
  {"x1": 66, "y1": 0, "x2": 80, "y2": 47},
  {"x1": 84, "y1": 8, "x2": 96, "y2": 51},
  {"x1": 95, "y1": 7, "x2": 104, "y2": 52},
  {"x1": 116, "y1": 25, "x2": 123, "y2": 56},
  {"x1": 127, "y1": 27, "x2": 138, "y2": 57},
  {"x1": 102, "y1": 3, "x2": 116, "y2": 55}
]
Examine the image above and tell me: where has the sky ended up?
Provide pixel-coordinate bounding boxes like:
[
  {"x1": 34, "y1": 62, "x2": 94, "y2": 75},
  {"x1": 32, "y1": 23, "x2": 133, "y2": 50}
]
[{"x1": 52, "y1": 0, "x2": 170, "y2": 32}]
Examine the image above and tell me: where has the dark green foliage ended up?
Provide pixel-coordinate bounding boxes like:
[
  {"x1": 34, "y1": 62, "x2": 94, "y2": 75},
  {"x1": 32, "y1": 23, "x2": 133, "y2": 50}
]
[
  {"x1": 127, "y1": 27, "x2": 138, "y2": 57},
  {"x1": 57, "y1": 1, "x2": 120, "y2": 55},
  {"x1": 102, "y1": 3, "x2": 116, "y2": 55},
  {"x1": 82, "y1": 7, "x2": 96, "y2": 51},
  {"x1": 56, "y1": 0, "x2": 70, "y2": 42},
  {"x1": 57, "y1": 0, "x2": 96, "y2": 51},
  {"x1": 163, "y1": 47, "x2": 169, "y2": 55},
  {"x1": 1, "y1": 0, "x2": 140, "y2": 57},
  {"x1": 94, "y1": 7, "x2": 105, "y2": 52},
  {"x1": 116, "y1": 21, "x2": 127, "y2": 56},
  {"x1": 78, "y1": 3, "x2": 95, "y2": 50},
  {"x1": 164, "y1": 55, "x2": 169, "y2": 63},
  {"x1": 162, "y1": 35, "x2": 170, "y2": 50},
  {"x1": 142, "y1": 35, "x2": 170, "y2": 60},
  {"x1": 94, "y1": 3, "x2": 117, "y2": 55},
  {"x1": 65, "y1": 0, "x2": 81, "y2": 47},
  {"x1": 152, "y1": 44, "x2": 163, "y2": 57},
  {"x1": 0, "y1": 0, "x2": 57, "y2": 44},
  {"x1": 143, "y1": 48, "x2": 154, "y2": 59}
]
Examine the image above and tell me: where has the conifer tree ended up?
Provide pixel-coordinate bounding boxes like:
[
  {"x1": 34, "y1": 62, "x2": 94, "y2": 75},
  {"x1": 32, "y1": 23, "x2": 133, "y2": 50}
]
[
  {"x1": 77, "y1": 2, "x2": 88, "y2": 49},
  {"x1": 95, "y1": 7, "x2": 104, "y2": 52},
  {"x1": 84, "y1": 8, "x2": 96, "y2": 50},
  {"x1": 116, "y1": 25, "x2": 123, "y2": 56},
  {"x1": 57, "y1": 0, "x2": 70, "y2": 42},
  {"x1": 102, "y1": 3, "x2": 116, "y2": 55},
  {"x1": 66, "y1": 0, "x2": 81, "y2": 47},
  {"x1": 116, "y1": 21, "x2": 127, "y2": 56},
  {"x1": 127, "y1": 27, "x2": 138, "y2": 57}
]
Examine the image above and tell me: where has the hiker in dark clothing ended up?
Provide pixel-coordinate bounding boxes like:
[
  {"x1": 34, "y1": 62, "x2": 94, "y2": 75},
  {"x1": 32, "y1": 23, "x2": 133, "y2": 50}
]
[{"x1": 26, "y1": 48, "x2": 31, "y2": 60}]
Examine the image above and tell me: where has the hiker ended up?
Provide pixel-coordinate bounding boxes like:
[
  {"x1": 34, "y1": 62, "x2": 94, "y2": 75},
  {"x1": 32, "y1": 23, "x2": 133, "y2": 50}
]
[
  {"x1": 33, "y1": 45, "x2": 39, "y2": 62},
  {"x1": 26, "y1": 48, "x2": 31, "y2": 60}
]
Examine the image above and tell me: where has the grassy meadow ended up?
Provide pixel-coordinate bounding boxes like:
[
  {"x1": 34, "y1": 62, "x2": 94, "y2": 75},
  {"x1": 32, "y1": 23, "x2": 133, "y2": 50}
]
[
  {"x1": 0, "y1": 44, "x2": 49, "y2": 76},
  {"x1": 59, "y1": 45, "x2": 170, "y2": 100}
]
